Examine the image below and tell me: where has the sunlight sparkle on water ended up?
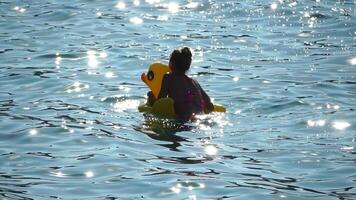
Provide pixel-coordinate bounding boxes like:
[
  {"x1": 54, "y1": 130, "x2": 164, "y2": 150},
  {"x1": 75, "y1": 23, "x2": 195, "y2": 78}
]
[
  {"x1": 112, "y1": 100, "x2": 140, "y2": 112},
  {"x1": 130, "y1": 16, "x2": 143, "y2": 24},
  {"x1": 146, "y1": 0, "x2": 161, "y2": 4},
  {"x1": 271, "y1": 3, "x2": 278, "y2": 10},
  {"x1": 119, "y1": 85, "x2": 131, "y2": 92},
  {"x1": 303, "y1": 12, "x2": 317, "y2": 28},
  {"x1": 349, "y1": 57, "x2": 356, "y2": 65},
  {"x1": 158, "y1": 15, "x2": 169, "y2": 21},
  {"x1": 289, "y1": 1, "x2": 297, "y2": 7},
  {"x1": 105, "y1": 71, "x2": 115, "y2": 78},
  {"x1": 332, "y1": 121, "x2": 351, "y2": 130},
  {"x1": 73, "y1": 81, "x2": 81, "y2": 87},
  {"x1": 29, "y1": 129, "x2": 38, "y2": 136},
  {"x1": 67, "y1": 81, "x2": 89, "y2": 93},
  {"x1": 87, "y1": 50, "x2": 99, "y2": 68},
  {"x1": 188, "y1": 195, "x2": 197, "y2": 200},
  {"x1": 205, "y1": 145, "x2": 218, "y2": 155},
  {"x1": 298, "y1": 31, "x2": 312, "y2": 37},
  {"x1": 116, "y1": 1, "x2": 126, "y2": 10},
  {"x1": 85, "y1": 171, "x2": 94, "y2": 178},
  {"x1": 341, "y1": 146, "x2": 354, "y2": 152},
  {"x1": 99, "y1": 52, "x2": 108, "y2": 58},
  {"x1": 170, "y1": 186, "x2": 181, "y2": 194},
  {"x1": 192, "y1": 48, "x2": 204, "y2": 63},
  {"x1": 50, "y1": 171, "x2": 67, "y2": 178},
  {"x1": 326, "y1": 103, "x2": 340, "y2": 110},
  {"x1": 87, "y1": 50, "x2": 96, "y2": 55},
  {"x1": 186, "y1": 2, "x2": 199, "y2": 9},
  {"x1": 168, "y1": 2, "x2": 179, "y2": 13},
  {"x1": 14, "y1": 6, "x2": 26, "y2": 13},
  {"x1": 170, "y1": 181, "x2": 205, "y2": 195},
  {"x1": 304, "y1": 12, "x2": 310, "y2": 18},
  {"x1": 307, "y1": 119, "x2": 325, "y2": 127},
  {"x1": 55, "y1": 56, "x2": 62, "y2": 65},
  {"x1": 133, "y1": 0, "x2": 140, "y2": 6}
]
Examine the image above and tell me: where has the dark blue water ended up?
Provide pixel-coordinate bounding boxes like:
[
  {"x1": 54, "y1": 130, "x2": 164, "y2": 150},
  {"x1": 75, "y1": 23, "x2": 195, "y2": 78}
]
[{"x1": 0, "y1": 0, "x2": 355, "y2": 199}]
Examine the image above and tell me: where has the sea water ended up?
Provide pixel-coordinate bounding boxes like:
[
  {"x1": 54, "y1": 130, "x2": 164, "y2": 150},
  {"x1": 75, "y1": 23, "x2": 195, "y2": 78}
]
[{"x1": 0, "y1": 0, "x2": 355, "y2": 199}]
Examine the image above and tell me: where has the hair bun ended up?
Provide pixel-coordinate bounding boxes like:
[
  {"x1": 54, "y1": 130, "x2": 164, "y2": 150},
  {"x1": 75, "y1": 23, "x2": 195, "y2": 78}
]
[{"x1": 181, "y1": 47, "x2": 192, "y2": 58}]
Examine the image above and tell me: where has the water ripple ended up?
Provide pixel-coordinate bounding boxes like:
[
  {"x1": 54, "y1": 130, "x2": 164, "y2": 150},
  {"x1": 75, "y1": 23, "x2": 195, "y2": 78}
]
[{"x1": 0, "y1": 0, "x2": 355, "y2": 199}]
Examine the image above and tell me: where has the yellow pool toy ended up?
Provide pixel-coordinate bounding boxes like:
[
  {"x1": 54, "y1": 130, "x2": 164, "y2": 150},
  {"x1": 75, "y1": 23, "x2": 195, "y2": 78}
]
[
  {"x1": 139, "y1": 62, "x2": 226, "y2": 118},
  {"x1": 141, "y1": 63, "x2": 171, "y2": 99}
]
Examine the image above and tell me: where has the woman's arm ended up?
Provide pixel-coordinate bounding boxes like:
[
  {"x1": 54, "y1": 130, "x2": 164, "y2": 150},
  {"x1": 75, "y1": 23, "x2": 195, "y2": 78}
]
[
  {"x1": 158, "y1": 74, "x2": 169, "y2": 99},
  {"x1": 201, "y1": 89, "x2": 214, "y2": 112},
  {"x1": 195, "y1": 81, "x2": 214, "y2": 112},
  {"x1": 147, "y1": 91, "x2": 156, "y2": 106}
]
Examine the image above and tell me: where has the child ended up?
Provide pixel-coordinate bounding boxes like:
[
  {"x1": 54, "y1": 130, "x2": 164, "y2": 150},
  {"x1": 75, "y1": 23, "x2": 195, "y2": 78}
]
[{"x1": 148, "y1": 47, "x2": 214, "y2": 120}]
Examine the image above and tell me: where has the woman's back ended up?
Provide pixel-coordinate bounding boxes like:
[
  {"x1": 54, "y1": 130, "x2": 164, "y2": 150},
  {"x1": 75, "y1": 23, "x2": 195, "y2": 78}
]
[
  {"x1": 154, "y1": 46, "x2": 213, "y2": 119},
  {"x1": 159, "y1": 74, "x2": 212, "y2": 119}
]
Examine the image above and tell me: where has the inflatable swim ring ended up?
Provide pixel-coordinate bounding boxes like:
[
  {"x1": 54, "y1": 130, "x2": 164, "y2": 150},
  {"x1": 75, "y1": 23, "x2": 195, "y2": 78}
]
[{"x1": 139, "y1": 63, "x2": 226, "y2": 118}]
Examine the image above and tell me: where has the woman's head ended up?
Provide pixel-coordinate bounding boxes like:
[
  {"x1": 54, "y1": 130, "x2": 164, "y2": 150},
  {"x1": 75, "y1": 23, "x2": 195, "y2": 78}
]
[{"x1": 169, "y1": 47, "x2": 192, "y2": 74}]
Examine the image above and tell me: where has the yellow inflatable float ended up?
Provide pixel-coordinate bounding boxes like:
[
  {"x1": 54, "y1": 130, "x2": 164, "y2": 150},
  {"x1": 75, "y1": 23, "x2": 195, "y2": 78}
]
[{"x1": 139, "y1": 63, "x2": 226, "y2": 119}]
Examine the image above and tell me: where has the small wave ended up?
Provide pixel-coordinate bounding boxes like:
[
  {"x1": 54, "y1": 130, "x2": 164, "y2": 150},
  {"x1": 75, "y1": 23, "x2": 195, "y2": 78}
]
[
  {"x1": 0, "y1": 48, "x2": 13, "y2": 54},
  {"x1": 36, "y1": 52, "x2": 85, "y2": 60},
  {"x1": 308, "y1": 13, "x2": 329, "y2": 19}
]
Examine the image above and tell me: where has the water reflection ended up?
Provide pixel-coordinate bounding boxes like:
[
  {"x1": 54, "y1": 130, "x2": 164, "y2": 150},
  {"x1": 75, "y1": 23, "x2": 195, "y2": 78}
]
[
  {"x1": 298, "y1": 31, "x2": 313, "y2": 37},
  {"x1": 146, "y1": 0, "x2": 161, "y2": 5},
  {"x1": 233, "y1": 76, "x2": 240, "y2": 82},
  {"x1": 87, "y1": 50, "x2": 99, "y2": 68},
  {"x1": 192, "y1": 48, "x2": 204, "y2": 63},
  {"x1": 66, "y1": 81, "x2": 89, "y2": 93},
  {"x1": 99, "y1": 52, "x2": 108, "y2": 58},
  {"x1": 270, "y1": 3, "x2": 278, "y2": 10},
  {"x1": 288, "y1": 1, "x2": 297, "y2": 7},
  {"x1": 135, "y1": 116, "x2": 191, "y2": 151},
  {"x1": 332, "y1": 121, "x2": 351, "y2": 130},
  {"x1": 158, "y1": 15, "x2": 169, "y2": 21},
  {"x1": 2, "y1": 0, "x2": 354, "y2": 199},
  {"x1": 189, "y1": 195, "x2": 197, "y2": 200},
  {"x1": 167, "y1": 2, "x2": 179, "y2": 13},
  {"x1": 29, "y1": 129, "x2": 38, "y2": 136},
  {"x1": 50, "y1": 171, "x2": 67, "y2": 178},
  {"x1": 170, "y1": 185, "x2": 181, "y2": 194},
  {"x1": 186, "y1": 2, "x2": 199, "y2": 9},
  {"x1": 326, "y1": 103, "x2": 339, "y2": 110},
  {"x1": 204, "y1": 144, "x2": 218, "y2": 156},
  {"x1": 105, "y1": 71, "x2": 116, "y2": 78},
  {"x1": 118, "y1": 85, "x2": 131, "y2": 92},
  {"x1": 55, "y1": 55, "x2": 62, "y2": 65},
  {"x1": 340, "y1": 146, "x2": 353, "y2": 152},
  {"x1": 169, "y1": 180, "x2": 205, "y2": 195},
  {"x1": 130, "y1": 16, "x2": 143, "y2": 24},
  {"x1": 112, "y1": 99, "x2": 140, "y2": 112},
  {"x1": 133, "y1": 0, "x2": 140, "y2": 6},
  {"x1": 303, "y1": 12, "x2": 318, "y2": 28},
  {"x1": 14, "y1": 6, "x2": 26, "y2": 13},
  {"x1": 116, "y1": 1, "x2": 126, "y2": 10},
  {"x1": 307, "y1": 119, "x2": 325, "y2": 127},
  {"x1": 194, "y1": 113, "x2": 231, "y2": 129},
  {"x1": 349, "y1": 57, "x2": 356, "y2": 65},
  {"x1": 85, "y1": 170, "x2": 94, "y2": 178}
]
